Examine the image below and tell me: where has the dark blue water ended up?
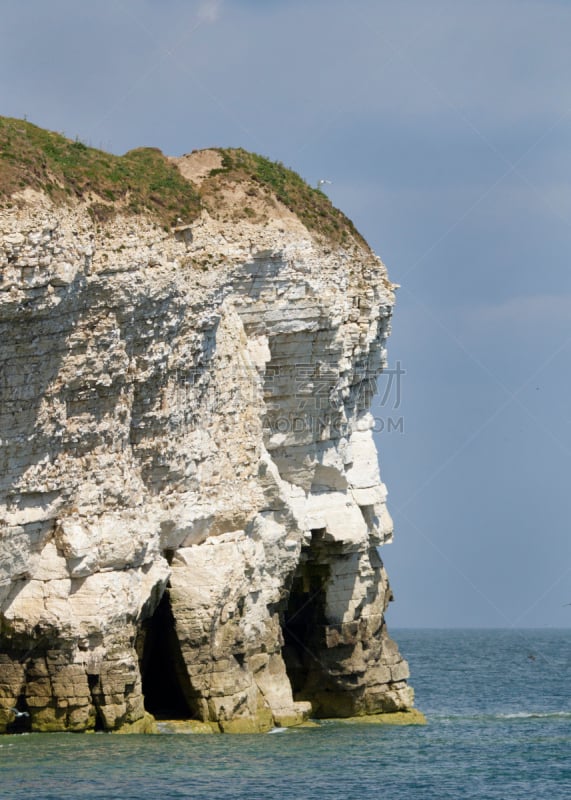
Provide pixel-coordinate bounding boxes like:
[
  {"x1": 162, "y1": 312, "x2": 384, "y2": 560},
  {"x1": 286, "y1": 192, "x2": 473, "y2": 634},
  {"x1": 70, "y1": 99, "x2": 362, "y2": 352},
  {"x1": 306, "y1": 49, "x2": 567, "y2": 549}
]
[{"x1": 2, "y1": 629, "x2": 570, "y2": 799}]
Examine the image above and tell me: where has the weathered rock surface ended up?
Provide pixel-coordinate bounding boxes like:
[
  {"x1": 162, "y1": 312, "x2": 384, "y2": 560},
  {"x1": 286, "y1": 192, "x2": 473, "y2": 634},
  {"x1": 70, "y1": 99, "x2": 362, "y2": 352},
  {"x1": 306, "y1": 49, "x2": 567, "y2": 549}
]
[{"x1": 0, "y1": 152, "x2": 415, "y2": 733}]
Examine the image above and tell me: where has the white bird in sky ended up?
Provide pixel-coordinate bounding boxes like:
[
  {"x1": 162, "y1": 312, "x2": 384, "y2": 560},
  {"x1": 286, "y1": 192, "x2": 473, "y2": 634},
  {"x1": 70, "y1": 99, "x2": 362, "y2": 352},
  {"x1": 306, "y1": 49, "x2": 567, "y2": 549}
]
[{"x1": 317, "y1": 179, "x2": 332, "y2": 190}]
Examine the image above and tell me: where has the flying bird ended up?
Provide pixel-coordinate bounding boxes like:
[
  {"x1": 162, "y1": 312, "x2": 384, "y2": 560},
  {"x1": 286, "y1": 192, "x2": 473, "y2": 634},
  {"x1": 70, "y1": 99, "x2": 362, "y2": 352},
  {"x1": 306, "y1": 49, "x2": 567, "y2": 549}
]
[
  {"x1": 10, "y1": 708, "x2": 29, "y2": 718},
  {"x1": 317, "y1": 179, "x2": 332, "y2": 190}
]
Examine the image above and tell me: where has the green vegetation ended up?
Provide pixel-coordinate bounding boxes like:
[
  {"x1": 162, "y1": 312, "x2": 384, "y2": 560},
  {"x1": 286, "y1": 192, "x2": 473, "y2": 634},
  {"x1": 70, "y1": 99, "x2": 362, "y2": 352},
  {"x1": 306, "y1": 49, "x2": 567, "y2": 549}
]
[
  {"x1": 0, "y1": 117, "x2": 200, "y2": 227},
  {"x1": 209, "y1": 148, "x2": 364, "y2": 245},
  {"x1": 0, "y1": 117, "x2": 363, "y2": 244}
]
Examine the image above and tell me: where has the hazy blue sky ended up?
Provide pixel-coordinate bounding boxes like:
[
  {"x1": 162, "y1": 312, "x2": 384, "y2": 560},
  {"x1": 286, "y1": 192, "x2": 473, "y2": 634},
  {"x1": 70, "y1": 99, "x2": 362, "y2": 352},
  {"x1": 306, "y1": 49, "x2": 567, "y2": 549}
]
[{"x1": 3, "y1": 0, "x2": 570, "y2": 627}]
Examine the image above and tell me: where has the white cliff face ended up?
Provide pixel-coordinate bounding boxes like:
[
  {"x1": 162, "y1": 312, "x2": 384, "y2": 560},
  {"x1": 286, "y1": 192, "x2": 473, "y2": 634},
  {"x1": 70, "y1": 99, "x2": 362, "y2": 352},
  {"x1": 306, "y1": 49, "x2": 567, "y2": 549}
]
[{"x1": 0, "y1": 174, "x2": 414, "y2": 734}]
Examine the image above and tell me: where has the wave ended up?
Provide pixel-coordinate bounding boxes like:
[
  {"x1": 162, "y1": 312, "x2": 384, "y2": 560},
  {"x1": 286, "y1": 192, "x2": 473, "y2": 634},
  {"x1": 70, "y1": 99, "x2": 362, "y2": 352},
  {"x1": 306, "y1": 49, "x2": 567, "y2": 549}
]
[
  {"x1": 431, "y1": 710, "x2": 571, "y2": 723},
  {"x1": 496, "y1": 711, "x2": 571, "y2": 720}
]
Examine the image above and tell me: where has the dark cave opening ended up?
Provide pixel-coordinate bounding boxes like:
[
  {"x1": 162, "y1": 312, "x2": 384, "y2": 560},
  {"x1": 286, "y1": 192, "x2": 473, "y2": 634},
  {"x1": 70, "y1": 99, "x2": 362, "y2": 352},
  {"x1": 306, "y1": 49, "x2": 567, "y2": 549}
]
[
  {"x1": 6, "y1": 692, "x2": 31, "y2": 734},
  {"x1": 281, "y1": 531, "x2": 330, "y2": 698},
  {"x1": 139, "y1": 589, "x2": 197, "y2": 720},
  {"x1": 87, "y1": 674, "x2": 105, "y2": 731}
]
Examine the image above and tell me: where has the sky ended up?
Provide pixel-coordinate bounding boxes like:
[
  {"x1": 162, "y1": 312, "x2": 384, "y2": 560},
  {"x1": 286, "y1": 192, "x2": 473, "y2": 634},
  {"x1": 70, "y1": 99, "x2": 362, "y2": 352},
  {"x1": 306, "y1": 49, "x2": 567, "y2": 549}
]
[{"x1": 2, "y1": 0, "x2": 570, "y2": 628}]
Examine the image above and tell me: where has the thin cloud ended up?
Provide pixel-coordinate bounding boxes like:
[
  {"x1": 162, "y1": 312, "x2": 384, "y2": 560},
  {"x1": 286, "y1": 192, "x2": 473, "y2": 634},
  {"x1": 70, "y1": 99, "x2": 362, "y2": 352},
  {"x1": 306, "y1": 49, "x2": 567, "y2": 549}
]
[{"x1": 197, "y1": 0, "x2": 222, "y2": 23}]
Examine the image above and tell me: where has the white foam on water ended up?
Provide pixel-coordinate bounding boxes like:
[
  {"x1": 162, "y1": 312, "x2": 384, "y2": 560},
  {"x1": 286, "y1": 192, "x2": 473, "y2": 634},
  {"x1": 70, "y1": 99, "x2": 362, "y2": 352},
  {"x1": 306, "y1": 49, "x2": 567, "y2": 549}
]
[{"x1": 498, "y1": 711, "x2": 571, "y2": 720}]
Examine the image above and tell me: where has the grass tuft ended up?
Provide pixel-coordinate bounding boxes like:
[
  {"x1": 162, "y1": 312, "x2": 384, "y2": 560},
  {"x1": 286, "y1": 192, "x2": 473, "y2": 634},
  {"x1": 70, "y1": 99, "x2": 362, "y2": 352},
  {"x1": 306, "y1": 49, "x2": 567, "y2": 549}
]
[{"x1": 208, "y1": 148, "x2": 364, "y2": 246}]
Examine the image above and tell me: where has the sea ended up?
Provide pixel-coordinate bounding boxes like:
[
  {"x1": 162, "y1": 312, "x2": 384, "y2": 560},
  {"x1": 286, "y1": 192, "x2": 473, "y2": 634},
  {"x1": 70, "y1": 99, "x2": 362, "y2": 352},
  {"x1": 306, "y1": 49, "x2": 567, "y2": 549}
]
[{"x1": 1, "y1": 629, "x2": 570, "y2": 800}]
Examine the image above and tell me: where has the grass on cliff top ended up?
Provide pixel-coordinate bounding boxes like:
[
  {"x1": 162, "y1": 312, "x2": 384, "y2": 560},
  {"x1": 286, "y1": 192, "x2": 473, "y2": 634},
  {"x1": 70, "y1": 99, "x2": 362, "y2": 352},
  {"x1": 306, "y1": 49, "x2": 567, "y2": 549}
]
[
  {"x1": 0, "y1": 116, "x2": 364, "y2": 245},
  {"x1": 208, "y1": 148, "x2": 365, "y2": 246},
  {"x1": 0, "y1": 117, "x2": 201, "y2": 227}
]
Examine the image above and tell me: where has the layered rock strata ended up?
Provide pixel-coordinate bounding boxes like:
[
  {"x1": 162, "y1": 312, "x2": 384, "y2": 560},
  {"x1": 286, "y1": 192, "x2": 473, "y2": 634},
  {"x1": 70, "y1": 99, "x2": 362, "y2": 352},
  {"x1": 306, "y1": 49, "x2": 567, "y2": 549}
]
[{"x1": 0, "y1": 152, "x2": 414, "y2": 733}]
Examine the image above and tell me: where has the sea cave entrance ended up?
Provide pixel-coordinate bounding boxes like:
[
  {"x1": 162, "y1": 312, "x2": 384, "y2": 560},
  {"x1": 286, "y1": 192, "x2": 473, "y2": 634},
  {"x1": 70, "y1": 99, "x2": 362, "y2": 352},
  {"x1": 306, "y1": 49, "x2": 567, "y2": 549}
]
[
  {"x1": 281, "y1": 530, "x2": 331, "y2": 701},
  {"x1": 139, "y1": 588, "x2": 197, "y2": 720},
  {"x1": 6, "y1": 692, "x2": 31, "y2": 734}
]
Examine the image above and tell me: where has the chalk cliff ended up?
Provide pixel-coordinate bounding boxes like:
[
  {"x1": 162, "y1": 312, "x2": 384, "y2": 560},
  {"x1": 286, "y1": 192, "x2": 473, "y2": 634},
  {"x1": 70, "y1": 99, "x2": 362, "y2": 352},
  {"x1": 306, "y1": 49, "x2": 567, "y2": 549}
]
[{"x1": 0, "y1": 122, "x2": 415, "y2": 733}]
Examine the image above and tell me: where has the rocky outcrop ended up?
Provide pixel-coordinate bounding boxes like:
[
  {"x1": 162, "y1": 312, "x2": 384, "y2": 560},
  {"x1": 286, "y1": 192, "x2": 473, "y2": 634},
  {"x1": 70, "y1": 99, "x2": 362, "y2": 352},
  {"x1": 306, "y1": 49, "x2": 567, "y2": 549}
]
[{"x1": 0, "y1": 147, "x2": 415, "y2": 733}]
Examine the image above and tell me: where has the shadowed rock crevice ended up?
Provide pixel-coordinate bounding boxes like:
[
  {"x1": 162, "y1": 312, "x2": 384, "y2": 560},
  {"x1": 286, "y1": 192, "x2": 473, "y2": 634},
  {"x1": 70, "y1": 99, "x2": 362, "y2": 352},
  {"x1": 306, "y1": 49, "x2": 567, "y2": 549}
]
[
  {"x1": 6, "y1": 692, "x2": 31, "y2": 734},
  {"x1": 282, "y1": 531, "x2": 330, "y2": 699},
  {"x1": 87, "y1": 674, "x2": 105, "y2": 732},
  {"x1": 139, "y1": 589, "x2": 198, "y2": 720}
]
